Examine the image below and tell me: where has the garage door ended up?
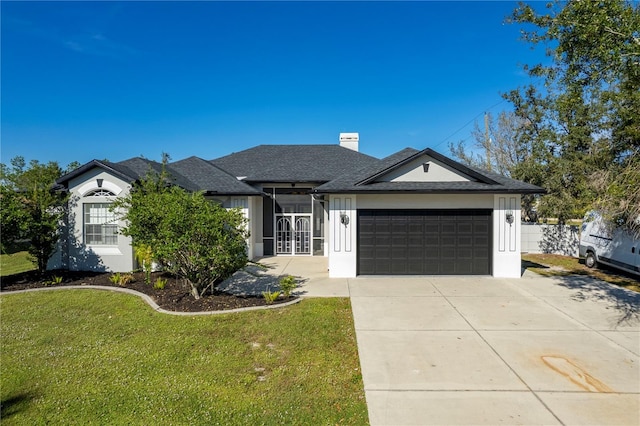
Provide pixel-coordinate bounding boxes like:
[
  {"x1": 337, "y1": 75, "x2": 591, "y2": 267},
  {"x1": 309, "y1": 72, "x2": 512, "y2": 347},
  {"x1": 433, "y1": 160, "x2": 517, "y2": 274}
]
[{"x1": 358, "y1": 209, "x2": 492, "y2": 275}]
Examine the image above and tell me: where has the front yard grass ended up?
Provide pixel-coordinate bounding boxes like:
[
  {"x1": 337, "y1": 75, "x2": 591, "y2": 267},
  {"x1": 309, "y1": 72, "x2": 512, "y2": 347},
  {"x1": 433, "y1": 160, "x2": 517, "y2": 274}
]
[
  {"x1": 522, "y1": 253, "x2": 639, "y2": 293},
  {"x1": 0, "y1": 291, "x2": 368, "y2": 425},
  {"x1": 0, "y1": 250, "x2": 35, "y2": 277}
]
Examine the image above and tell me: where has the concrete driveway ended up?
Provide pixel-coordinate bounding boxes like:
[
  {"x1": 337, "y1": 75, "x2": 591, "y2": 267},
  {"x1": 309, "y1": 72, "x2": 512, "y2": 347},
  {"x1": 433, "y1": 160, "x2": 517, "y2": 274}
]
[{"x1": 350, "y1": 272, "x2": 640, "y2": 425}]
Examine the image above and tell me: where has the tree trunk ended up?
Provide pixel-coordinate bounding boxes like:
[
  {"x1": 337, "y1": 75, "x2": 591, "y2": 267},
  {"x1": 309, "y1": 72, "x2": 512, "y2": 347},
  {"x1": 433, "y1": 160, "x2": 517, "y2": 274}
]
[{"x1": 187, "y1": 279, "x2": 200, "y2": 300}]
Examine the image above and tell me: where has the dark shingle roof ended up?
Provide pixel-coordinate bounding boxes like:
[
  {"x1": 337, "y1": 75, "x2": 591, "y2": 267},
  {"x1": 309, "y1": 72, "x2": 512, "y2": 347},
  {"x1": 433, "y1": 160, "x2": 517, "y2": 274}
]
[
  {"x1": 168, "y1": 156, "x2": 261, "y2": 195},
  {"x1": 314, "y1": 148, "x2": 545, "y2": 194},
  {"x1": 57, "y1": 157, "x2": 260, "y2": 195},
  {"x1": 210, "y1": 145, "x2": 379, "y2": 183},
  {"x1": 57, "y1": 146, "x2": 543, "y2": 196}
]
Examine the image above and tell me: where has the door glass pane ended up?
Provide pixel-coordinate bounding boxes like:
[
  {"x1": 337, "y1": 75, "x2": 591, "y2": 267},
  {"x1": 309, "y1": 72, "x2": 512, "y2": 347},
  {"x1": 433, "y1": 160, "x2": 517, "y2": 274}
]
[
  {"x1": 274, "y1": 188, "x2": 311, "y2": 213},
  {"x1": 295, "y1": 216, "x2": 311, "y2": 254},
  {"x1": 263, "y1": 190, "x2": 274, "y2": 237},
  {"x1": 313, "y1": 239, "x2": 324, "y2": 256},
  {"x1": 276, "y1": 217, "x2": 292, "y2": 254},
  {"x1": 313, "y1": 198, "x2": 325, "y2": 237}
]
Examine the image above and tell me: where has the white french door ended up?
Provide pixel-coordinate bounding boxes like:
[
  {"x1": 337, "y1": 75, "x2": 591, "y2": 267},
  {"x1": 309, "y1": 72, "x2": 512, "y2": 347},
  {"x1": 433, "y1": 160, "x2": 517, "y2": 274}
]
[{"x1": 276, "y1": 214, "x2": 311, "y2": 255}]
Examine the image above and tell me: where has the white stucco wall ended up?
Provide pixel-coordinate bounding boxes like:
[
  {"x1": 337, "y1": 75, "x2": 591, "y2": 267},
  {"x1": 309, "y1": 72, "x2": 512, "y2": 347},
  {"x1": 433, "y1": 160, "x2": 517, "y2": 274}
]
[
  {"x1": 327, "y1": 193, "x2": 523, "y2": 278},
  {"x1": 328, "y1": 195, "x2": 358, "y2": 277},
  {"x1": 493, "y1": 194, "x2": 522, "y2": 278},
  {"x1": 213, "y1": 196, "x2": 260, "y2": 261},
  {"x1": 357, "y1": 193, "x2": 493, "y2": 209},
  {"x1": 381, "y1": 156, "x2": 473, "y2": 182},
  {"x1": 49, "y1": 169, "x2": 135, "y2": 272}
]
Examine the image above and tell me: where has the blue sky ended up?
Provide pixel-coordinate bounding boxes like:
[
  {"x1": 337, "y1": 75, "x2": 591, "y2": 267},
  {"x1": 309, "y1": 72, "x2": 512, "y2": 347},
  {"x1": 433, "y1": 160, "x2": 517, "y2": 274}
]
[{"x1": 1, "y1": 1, "x2": 546, "y2": 168}]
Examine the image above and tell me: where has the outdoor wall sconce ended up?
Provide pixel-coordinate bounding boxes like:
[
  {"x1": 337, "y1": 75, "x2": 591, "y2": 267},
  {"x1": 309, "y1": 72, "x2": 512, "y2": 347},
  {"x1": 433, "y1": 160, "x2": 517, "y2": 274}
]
[
  {"x1": 505, "y1": 210, "x2": 515, "y2": 225},
  {"x1": 340, "y1": 212, "x2": 350, "y2": 226}
]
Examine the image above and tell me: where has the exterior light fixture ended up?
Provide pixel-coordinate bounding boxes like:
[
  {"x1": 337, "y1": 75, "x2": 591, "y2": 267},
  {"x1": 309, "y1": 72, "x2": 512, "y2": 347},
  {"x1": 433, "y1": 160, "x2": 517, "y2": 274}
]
[
  {"x1": 340, "y1": 212, "x2": 350, "y2": 226},
  {"x1": 505, "y1": 210, "x2": 515, "y2": 225}
]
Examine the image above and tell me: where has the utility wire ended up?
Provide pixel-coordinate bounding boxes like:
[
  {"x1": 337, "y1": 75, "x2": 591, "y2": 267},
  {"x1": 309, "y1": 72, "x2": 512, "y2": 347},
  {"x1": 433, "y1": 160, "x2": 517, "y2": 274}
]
[{"x1": 432, "y1": 99, "x2": 506, "y2": 149}]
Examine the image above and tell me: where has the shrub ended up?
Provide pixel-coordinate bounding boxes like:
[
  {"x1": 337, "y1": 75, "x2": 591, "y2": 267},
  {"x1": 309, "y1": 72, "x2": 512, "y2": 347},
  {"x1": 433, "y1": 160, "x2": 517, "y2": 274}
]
[
  {"x1": 278, "y1": 275, "x2": 297, "y2": 298},
  {"x1": 112, "y1": 170, "x2": 249, "y2": 300}
]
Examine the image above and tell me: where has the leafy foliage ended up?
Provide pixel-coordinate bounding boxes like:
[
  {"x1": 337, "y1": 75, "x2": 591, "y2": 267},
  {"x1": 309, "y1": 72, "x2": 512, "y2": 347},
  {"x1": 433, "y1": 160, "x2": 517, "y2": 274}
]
[
  {"x1": 0, "y1": 157, "x2": 72, "y2": 272},
  {"x1": 278, "y1": 275, "x2": 297, "y2": 298},
  {"x1": 113, "y1": 170, "x2": 249, "y2": 299},
  {"x1": 262, "y1": 289, "x2": 281, "y2": 304},
  {"x1": 109, "y1": 272, "x2": 135, "y2": 286},
  {"x1": 134, "y1": 243, "x2": 154, "y2": 285},
  {"x1": 449, "y1": 111, "x2": 541, "y2": 221},
  {"x1": 502, "y1": 0, "x2": 640, "y2": 233},
  {"x1": 153, "y1": 277, "x2": 167, "y2": 290}
]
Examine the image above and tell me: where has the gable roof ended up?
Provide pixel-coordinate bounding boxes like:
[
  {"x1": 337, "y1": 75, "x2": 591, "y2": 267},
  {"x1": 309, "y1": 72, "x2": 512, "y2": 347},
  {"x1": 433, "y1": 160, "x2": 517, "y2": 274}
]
[
  {"x1": 57, "y1": 146, "x2": 544, "y2": 197},
  {"x1": 210, "y1": 144, "x2": 379, "y2": 183},
  {"x1": 57, "y1": 157, "x2": 261, "y2": 196},
  {"x1": 314, "y1": 147, "x2": 545, "y2": 194}
]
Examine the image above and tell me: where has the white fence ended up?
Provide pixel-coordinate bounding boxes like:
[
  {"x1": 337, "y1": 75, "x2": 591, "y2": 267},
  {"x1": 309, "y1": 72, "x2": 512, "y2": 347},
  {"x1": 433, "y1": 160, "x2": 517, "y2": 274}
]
[{"x1": 521, "y1": 223, "x2": 580, "y2": 257}]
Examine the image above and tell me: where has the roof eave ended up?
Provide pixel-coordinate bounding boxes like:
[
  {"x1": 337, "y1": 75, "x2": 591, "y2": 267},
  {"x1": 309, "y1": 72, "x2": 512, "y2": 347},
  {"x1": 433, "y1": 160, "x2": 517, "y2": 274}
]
[
  {"x1": 56, "y1": 160, "x2": 136, "y2": 187},
  {"x1": 313, "y1": 188, "x2": 546, "y2": 195}
]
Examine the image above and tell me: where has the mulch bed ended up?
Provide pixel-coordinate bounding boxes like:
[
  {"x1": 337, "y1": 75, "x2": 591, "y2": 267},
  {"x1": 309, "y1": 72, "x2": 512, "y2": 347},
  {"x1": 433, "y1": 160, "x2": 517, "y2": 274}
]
[{"x1": 0, "y1": 270, "x2": 296, "y2": 312}]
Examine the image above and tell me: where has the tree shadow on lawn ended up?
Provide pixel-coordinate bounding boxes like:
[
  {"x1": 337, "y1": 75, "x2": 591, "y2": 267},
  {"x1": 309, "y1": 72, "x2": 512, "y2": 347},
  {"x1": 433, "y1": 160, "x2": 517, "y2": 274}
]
[{"x1": 1, "y1": 392, "x2": 38, "y2": 420}]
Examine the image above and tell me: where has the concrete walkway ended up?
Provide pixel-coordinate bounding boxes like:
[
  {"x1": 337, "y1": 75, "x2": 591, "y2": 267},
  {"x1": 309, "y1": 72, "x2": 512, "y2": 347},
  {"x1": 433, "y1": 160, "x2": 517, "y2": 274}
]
[
  {"x1": 220, "y1": 256, "x2": 639, "y2": 424},
  {"x1": 218, "y1": 256, "x2": 349, "y2": 297}
]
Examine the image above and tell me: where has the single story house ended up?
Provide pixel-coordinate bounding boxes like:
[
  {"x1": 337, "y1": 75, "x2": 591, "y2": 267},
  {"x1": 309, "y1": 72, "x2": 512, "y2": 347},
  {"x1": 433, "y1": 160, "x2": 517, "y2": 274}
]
[{"x1": 51, "y1": 133, "x2": 544, "y2": 278}]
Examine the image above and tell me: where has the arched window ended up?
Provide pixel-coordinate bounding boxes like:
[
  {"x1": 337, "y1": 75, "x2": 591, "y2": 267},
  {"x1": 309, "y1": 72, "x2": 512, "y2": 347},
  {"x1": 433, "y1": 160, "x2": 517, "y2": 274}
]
[
  {"x1": 84, "y1": 189, "x2": 116, "y2": 197},
  {"x1": 84, "y1": 188, "x2": 117, "y2": 245}
]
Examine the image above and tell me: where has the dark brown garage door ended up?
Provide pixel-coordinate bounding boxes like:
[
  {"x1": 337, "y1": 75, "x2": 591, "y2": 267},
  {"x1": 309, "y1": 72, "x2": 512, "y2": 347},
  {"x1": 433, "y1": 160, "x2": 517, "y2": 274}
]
[{"x1": 358, "y1": 209, "x2": 492, "y2": 275}]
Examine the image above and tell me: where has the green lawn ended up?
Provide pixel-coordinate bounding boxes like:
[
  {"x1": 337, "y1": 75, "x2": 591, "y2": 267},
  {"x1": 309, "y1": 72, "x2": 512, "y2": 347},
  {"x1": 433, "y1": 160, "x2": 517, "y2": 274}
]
[
  {"x1": 0, "y1": 291, "x2": 368, "y2": 425},
  {"x1": 0, "y1": 250, "x2": 35, "y2": 277},
  {"x1": 522, "y1": 253, "x2": 640, "y2": 293}
]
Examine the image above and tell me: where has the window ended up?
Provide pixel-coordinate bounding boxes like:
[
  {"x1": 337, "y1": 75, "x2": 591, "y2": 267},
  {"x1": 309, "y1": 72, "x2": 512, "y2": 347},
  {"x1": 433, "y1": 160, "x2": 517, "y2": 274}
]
[
  {"x1": 84, "y1": 203, "x2": 117, "y2": 245},
  {"x1": 85, "y1": 189, "x2": 116, "y2": 197}
]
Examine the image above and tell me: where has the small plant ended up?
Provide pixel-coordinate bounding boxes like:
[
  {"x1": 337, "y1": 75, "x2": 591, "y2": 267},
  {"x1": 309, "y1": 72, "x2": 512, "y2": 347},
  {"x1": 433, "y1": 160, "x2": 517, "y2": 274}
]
[
  {"x1": 153, "y1": 277, "x2": 167, "y2": 290},
  {"x1": 108, "y1": 273, "x2": 121, "y2": 285},
  {"x1": 278, "y1": 275, "x2": 297, "y2": 298},
  {"x1": 109, "y1": 272, "x2": 135, "y2": 286},
  {"x1": 135, "y1": 244, "x2": 154, "y2": 285},
  {"x1": 43, "y1": 275, "x2": 63, "y2": 286},
  {"x1": 262, "y1": 288, "x2": 281, "y2": 305}
]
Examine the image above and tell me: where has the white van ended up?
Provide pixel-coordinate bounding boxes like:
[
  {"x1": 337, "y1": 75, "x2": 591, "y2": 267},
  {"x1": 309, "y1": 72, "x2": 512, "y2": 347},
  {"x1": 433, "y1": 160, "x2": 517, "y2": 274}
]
[{"x1": 579, "y1": 211, "x2": 640, "y2": 277}]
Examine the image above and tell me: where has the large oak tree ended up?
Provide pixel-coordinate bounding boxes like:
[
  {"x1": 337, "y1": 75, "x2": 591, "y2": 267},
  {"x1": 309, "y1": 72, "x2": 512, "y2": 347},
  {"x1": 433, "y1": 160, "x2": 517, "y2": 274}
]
[{"x1": 504, "y1": 0, "x2": 639, "y2": 233}]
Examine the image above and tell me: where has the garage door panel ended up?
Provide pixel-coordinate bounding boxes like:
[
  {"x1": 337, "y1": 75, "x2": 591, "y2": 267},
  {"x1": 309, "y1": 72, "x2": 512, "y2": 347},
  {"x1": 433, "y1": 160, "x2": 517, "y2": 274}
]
[
  {"x1": 441, "y1": 236, "x2": 456, "y2": 246},
  {"x1": 441, "y1": 223, "x2": 456, "y2": 233},
  {"x1": 358, "y1": 209, "x2": 491, "y2": 275},
  {"x1": 391, "y1": 236, "x2": 408, "y2": 246},
  {"x1": 457, "y1": 236, "x2": 473, "y2": 246},
  {"x1": 408, "y1": 235, "x2": 424, "y2": 246},
  {"x1": 424, "y1": 262, "x2": 440, "y2": 274},
  {"x1": 391, "y1": 247, "x2": 408, "y2": 258}
]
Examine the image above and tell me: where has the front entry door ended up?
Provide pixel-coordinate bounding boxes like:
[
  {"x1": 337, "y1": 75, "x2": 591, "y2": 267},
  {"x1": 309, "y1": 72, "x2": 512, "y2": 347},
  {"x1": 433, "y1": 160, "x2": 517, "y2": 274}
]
[{"x1": 276, "y1": 214, "x2": 311, "y2": 255}]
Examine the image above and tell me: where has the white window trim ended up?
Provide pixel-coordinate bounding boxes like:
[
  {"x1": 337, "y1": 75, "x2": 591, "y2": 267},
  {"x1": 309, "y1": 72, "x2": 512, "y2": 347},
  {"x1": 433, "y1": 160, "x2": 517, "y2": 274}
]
[{"x1": 78, "y1": 180, "x2": 123, "y2": 197}]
